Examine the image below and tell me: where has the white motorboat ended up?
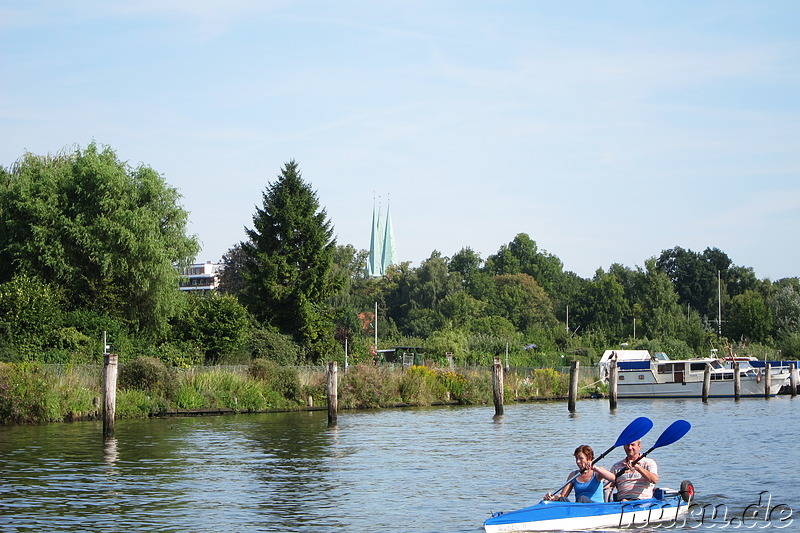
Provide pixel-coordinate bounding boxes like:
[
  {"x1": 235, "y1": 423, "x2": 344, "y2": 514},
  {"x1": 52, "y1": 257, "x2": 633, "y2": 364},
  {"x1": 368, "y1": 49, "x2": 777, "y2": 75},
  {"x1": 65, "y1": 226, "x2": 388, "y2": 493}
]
[{"x1": 614, "y1": 355, "x2": 786, "y2": 398}]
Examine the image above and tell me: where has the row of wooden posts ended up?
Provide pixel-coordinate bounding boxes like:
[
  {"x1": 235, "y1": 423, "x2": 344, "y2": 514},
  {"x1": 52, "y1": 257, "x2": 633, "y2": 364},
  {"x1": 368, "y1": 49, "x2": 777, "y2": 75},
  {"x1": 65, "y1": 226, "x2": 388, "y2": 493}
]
[{"x1": 99, "y1": 355, "x2": 799, "y2": 433}]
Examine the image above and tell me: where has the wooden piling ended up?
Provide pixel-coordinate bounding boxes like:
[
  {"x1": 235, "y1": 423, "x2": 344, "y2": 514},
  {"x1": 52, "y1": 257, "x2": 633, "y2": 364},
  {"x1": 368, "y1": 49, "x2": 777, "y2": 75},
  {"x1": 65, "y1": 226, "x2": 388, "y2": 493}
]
[
  {"x1": 791, "y1": 363, "x2": 798, "y2": 398},
  {"x1": 102, "y1": 353, "x2": 118, "y2": 437},
  {"x1": 764, "y1": 363, "x2": 772, "y2": 399},
  {"x1": 492, "y1": 356, "x2": 504, "y2": 416},
  {"x1": 702, "y1": 364, "x2": 711, "y2": 403},
  {"x1": 568, "y1": 360, "x2": 579, "y2": 412},
  {"x1": 733, "y1": 362, "x2": 741, "y2": 400},
  {"x1": 327, "y1": 361, "x2": 338, "y2": 425},
  {"x1": 608, "y1": 361, "x2": 618, "y2": 410}
]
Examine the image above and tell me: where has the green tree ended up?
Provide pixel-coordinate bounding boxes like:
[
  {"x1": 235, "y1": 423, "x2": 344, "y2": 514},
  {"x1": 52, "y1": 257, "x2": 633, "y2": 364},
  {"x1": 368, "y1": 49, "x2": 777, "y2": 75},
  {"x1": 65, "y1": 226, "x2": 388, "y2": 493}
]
[
  {"x1": 573, "y1": 269, "x2": 630, "y2": 340},
  {"x1": 0, "y1": 144, "x2": 199, "y2": 336},
  {"x1": 239, "y1": 161, "x2": 341, "y2": 360},
  {"x1": 487, "y1": 273, "x2": 556, "y2": 333},
  {"x1": 0, "y1": 274, "x2": 64, "y2": 360},
  {"x1": 485, "y1": 233, "x2": 565, "y2": 295},
  {"x1": 727, "y1": 290, "x2": 773, "y2": 343},
  {"x1": 218, "y1": 243, "x2": 247, "y2": 295},
  {"x1": 769, "y1": 279, "x2": 800, "y2": 337},
  {"x1": 396, "y1": 252, "x2": 464, "y2": 337},
  {"x1": 172, "y1": 292, "x2": 252, "y2": 364},
  {"x1": 636, "y1": 259, "x2": 684, "y2": 339},
  {"x1": 656, "y1": 246, "x2": 757, "y2": 324},
  {"x1": 449, "y1": 247, "x2": 483, "y2": 289}
]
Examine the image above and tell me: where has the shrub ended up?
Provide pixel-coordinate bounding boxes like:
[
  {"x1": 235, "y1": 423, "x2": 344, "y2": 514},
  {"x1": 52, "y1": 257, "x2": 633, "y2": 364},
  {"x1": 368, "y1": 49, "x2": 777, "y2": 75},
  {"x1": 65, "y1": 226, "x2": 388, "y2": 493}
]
[
  {"x1": 399, "y1": 365, "x2": 444, "y2": 405},
  {"x1": 116, "y1": 389, "x2": 168, "y2": 418},
  {"x1": 248, "y1": 326, "x2": 304, "y2": 365},
  {"x1": 247, "y1": 358, "x2": 301, "y2": 401},
  {"x1": 340, "y1": 364, "x2": 400, "y2": 408},
  {"x1": 452, "y1": 369, "x2": 491, "y2": 405},
  {"x1": 515, "y1": 368, "x2": 569, "y2": 398},
  {"x1": 0, "y1": 362, "x2": 61, "y2": 423},
  {"x1": 118, "y1": 356, "x2": 178, "y2": 400},
  {"x1": 435, "y1": 369, "x2": 467, "y2": 400},
  {"x1": 176, "y1": 369, "x2": 290, "y2": 412}
]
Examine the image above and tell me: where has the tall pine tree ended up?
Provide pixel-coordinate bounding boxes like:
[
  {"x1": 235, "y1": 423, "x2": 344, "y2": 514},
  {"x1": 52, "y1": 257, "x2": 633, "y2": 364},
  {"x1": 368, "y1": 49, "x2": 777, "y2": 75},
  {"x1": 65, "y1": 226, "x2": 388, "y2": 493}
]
[{"x1": 240, "y1": 161, "x2": 340, "y2": 361}]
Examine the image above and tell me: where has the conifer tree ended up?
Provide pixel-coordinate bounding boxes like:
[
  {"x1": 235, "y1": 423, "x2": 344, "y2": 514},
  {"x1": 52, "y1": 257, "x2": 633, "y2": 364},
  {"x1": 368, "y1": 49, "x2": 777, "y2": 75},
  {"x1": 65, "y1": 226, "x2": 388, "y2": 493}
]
[{"x1": 240, "y1": 160, "x2": 340, "y2": 360}]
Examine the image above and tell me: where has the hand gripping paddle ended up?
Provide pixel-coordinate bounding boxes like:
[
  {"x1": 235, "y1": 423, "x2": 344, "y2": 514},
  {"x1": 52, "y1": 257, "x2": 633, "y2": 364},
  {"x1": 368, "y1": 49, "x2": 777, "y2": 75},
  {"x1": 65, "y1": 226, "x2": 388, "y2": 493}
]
[{"x1": 615, "y1": 419, "x2": 691, "y2": 478}]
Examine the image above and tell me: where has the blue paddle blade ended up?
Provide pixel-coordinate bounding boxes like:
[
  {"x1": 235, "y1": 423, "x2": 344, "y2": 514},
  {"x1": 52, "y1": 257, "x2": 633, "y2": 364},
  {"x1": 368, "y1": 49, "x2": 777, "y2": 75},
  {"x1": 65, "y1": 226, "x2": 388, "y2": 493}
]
[
  {"x1": 614, "y1": 416, "x2": 654, "y2": 448},
  {"x1": 652, "y1": 420, "x2": 691, "y2": 449}
]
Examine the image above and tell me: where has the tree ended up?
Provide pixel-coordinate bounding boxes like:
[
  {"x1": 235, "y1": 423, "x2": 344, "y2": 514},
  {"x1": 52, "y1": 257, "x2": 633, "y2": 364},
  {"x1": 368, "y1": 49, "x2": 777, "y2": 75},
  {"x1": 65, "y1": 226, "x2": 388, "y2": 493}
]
[
  {"x1": 218, "y1": 243, "x2": 247, "y2": 295},
  {"x1": 0, "y1": 143, "x2": 199, "y2": 336},
  {"x1": 656, "y1": 246, "x2": 758, "y2": 323},
  {"x1": 449, "y1": 247, "x2": 483, "y2": 289},
  {"x1": 727, "y1": 290, "x2": 773, "y2": 343},
  {"x1": 239, "y1": 161, "x2": 340, "y2": 360},
  {"x1": 487, "y1": 273, "x2": 556, "y2": 333},
  {"x1": 769, "y1": 279, "x2": 800, "y2": 337},
  {"x1": 0, "y1": 274, "x2": 64, "y2": 360},
  {"x1": 572, "y1": 269, "x2": 630, "y2": 340},
  {"x1": 636, "y1": 259, "x2": 684, "y2": 339},
  {"x1": 396, "y1": 252, "x2": 464, "y2": 337},
  {"x1": 171, "y1": 292, "x2": 251, "y2": 364},
  {"x1": 485, "y1": 233, "x2": 565, "y2": 295}
]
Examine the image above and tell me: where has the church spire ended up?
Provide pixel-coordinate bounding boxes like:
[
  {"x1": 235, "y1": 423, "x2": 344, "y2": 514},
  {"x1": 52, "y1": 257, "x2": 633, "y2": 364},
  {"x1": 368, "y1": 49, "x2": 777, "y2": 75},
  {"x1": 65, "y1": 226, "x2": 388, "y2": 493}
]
[{"x1": 367, "y1": 193, "x2": 397, "y2": 277}]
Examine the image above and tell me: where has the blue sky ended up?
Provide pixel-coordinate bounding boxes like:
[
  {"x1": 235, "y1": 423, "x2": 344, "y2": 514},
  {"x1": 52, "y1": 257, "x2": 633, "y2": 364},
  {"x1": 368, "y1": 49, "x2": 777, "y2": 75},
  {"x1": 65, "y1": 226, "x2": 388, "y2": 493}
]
[{"x1": 2, "y1": 1, "x2": 799, "y2": 280}]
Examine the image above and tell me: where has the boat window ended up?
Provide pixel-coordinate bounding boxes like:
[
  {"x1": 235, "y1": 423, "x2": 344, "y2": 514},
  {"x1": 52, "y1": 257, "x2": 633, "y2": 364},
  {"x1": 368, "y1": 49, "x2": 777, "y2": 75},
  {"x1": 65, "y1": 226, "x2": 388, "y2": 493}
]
[
  {"x1": 710, "y1": 373, "x2": 734, "y2": 381},
  {"x1": 689, "y1": 363, "x2": 707, "y2": 371},
  {"x1": 657, "y1": 363, "x2": 683, "y2": 374}
]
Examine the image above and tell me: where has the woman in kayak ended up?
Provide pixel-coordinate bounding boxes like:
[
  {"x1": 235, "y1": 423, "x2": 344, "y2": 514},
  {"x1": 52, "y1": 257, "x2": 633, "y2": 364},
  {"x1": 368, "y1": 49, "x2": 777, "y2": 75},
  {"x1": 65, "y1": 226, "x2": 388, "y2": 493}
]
[{"x1": 544, "y1": 445, "x2": 617, "y2": 503}]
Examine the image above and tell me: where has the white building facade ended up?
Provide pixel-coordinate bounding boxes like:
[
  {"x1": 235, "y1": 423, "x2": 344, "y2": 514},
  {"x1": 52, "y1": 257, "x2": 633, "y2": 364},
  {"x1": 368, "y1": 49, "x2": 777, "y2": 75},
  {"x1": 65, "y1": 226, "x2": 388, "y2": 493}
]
[{"x1": 179, "y1": 261, "x2": 222, "y2": 292}]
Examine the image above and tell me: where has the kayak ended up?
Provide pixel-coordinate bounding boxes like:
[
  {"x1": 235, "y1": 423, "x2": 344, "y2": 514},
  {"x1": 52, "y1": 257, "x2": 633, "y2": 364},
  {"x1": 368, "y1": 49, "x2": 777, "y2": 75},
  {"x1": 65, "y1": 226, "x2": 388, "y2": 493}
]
[{"x1": 484, "y1": 483, "x2": 694, "y2": 532}]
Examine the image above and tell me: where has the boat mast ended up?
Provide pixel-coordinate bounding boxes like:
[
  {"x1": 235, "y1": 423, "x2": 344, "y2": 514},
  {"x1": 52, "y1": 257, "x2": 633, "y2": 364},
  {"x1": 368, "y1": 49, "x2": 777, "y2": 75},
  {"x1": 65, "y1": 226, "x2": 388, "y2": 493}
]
[{"x1": 717, "y1": 270, "x2": 722, "y2": 336}]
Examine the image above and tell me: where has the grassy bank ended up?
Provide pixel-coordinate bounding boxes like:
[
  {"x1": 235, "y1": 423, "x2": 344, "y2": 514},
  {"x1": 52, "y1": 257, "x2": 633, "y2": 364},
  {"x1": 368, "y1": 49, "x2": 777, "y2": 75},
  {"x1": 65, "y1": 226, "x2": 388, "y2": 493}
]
[{"x1": 0, "y1": 359, "x2": 603, "y2": 424}]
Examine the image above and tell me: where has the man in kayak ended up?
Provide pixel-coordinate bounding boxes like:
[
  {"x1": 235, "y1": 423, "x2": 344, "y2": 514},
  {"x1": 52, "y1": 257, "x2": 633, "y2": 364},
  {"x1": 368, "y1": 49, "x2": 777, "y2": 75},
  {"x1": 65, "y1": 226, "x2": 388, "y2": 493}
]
[
  {"x1": 544, "y1": 445, "x2": 617, "y2": 503},
  {"x1": 611, "y1": 440, "x2": 659, "y2": 500}
]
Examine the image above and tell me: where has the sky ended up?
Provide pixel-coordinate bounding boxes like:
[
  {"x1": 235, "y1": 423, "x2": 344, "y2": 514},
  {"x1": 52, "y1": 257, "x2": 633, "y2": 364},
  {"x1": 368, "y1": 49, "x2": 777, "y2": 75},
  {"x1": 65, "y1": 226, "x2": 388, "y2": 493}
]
[{"x1": 2, "y1": 1, "x2": 799, "y2": 280}]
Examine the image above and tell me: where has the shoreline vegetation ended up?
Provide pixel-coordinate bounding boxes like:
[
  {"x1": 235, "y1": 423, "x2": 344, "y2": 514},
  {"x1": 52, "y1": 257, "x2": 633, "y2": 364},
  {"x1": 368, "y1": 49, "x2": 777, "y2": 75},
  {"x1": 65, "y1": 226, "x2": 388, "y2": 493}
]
[{"x1": 0, "y1": 358, "x2": 603, "y2": 425}]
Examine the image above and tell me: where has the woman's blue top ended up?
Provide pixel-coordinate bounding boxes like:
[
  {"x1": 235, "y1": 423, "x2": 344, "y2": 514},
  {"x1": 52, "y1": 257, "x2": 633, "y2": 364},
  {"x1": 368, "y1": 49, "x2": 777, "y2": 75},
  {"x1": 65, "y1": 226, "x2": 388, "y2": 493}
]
[{"x1": 573, "y1": 474, "x2": 604, "y2": 503}]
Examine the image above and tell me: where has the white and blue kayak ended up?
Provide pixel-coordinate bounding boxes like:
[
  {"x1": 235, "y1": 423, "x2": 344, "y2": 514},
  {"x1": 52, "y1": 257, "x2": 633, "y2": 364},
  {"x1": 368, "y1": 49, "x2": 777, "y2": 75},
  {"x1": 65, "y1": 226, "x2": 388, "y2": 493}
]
[{"x1": 484, "y1": 484, "x2": 694, "y2": 532}]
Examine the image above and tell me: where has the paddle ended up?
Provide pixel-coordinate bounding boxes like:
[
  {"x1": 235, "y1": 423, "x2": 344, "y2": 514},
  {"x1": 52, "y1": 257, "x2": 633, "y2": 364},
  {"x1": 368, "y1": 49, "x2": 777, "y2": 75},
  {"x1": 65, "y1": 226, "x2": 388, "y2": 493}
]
[
  {"x1": 549, "y1": 416, "x2": 654, "y2": 498},
  {"x1": 615, "y1": 419, "x2": 692, "y2": 479}
]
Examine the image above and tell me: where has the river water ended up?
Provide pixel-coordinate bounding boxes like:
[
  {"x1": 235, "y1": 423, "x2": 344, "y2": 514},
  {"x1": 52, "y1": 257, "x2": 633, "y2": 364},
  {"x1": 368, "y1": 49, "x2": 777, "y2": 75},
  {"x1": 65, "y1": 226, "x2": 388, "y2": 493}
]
[{"x1": 0, "y1": 397, "x2": 796, "y2": 532}]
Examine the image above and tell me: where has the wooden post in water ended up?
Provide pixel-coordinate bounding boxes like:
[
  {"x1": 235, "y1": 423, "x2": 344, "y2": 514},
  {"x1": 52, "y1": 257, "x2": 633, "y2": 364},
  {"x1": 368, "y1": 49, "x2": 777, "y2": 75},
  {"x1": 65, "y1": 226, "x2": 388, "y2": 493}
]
[
  {"x1": 791, "y1": 363, "x2": 798, "y2": 398},
  {"x1": 568, "y1": 360, "x2": 579, "y2": 412},
  {"x1": 608, "y1": 361, "x2": 618, "y2": 410},
  {"x1": 702, "y1": 364, "x2": 711, "y2": 403},
  {"x1": 102, "y1": 353, "x2": 118, "y2": 437},
  {"x1": 492, "y1": 356, "x2": 504, "y2": 416},
  {"x1": 764, "y1": 363, "x2": 772, "y2": 399},
  {"x1": 327, "y1": 361, "x2": 338, "y2": 425},
  {"x1": 733, "y1": 362, "x2": 741, "y2": 400}
]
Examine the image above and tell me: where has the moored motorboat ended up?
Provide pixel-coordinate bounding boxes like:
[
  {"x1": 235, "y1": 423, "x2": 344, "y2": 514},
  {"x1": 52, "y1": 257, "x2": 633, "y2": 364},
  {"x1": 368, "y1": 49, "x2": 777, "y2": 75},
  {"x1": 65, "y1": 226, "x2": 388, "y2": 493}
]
[
  {"x1": 598, "y1": 349, "x2": 791, "y2": 398},
  {"x1": 484, "y1": 484, "x2": 694, "y2": 532},
  {"x1": 616, "y1": 357, "x2": 785, "y2": 398}
]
